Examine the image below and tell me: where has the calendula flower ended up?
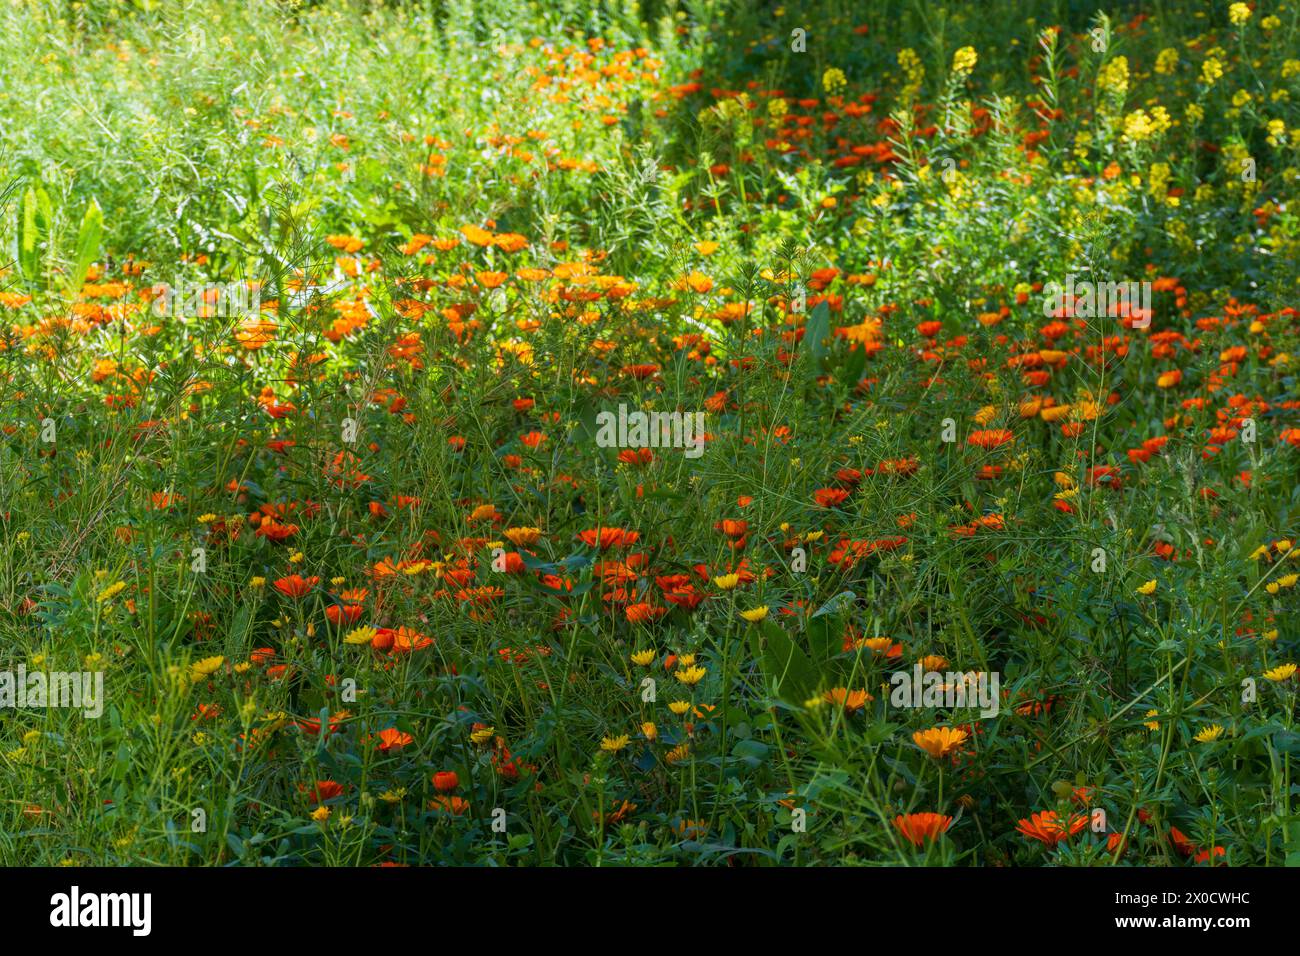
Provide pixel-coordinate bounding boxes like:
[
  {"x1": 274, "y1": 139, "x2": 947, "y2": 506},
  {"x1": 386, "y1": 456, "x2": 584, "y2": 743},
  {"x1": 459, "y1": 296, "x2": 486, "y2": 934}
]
[
  {"x1": 913, "y1": 726, "x2": 968, "y2": 758},
  {"x1": 739, "y1": 605, "x2": 769, "y2": 622},
  {"x1": 894, "y1": 812, "x2": 952, "y2": 846},
  {"x1": 668, "y1": 700, "x2": 691, "y2": 716},
  {"x1": 189, "y1": 656, "x2": 224, "y2": 681},
  {"x1": 630, "y1": 649, "x2": 656, "y2": 666},
  {"x1": 1194, "y1": 724, "x2": 1225, "y2": 743},
  {"x1": 1136, "y1": 579, "x2": 1157, "y2": 595},
  {"x1": 600, "y1": 734, "x2": 630, "y2": 752},
  {"x1": 713, "y1": 573, "x2": 740, "y2": 590},
  {"x1": 343, "y1": 626, "x2": 378, "y2": 645},
  {"x1": 1016, "y1": 810, "x2": 1088, "y2": 846},
  {"x1": 675, "y1": 665, "x2": 707, "y2": 686},
  {"x1": 1263, "y1": 663, "x2": 1296, "y2": 682},
  {"x1": 641, "y1": 721, "x2": 657, "y2": 741}
]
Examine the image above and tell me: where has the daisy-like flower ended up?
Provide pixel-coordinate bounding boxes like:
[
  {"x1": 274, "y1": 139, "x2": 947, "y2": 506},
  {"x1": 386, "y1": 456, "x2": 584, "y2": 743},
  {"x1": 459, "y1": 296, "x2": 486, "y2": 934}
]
[
  {"x1": 600, "y1": 734, "x2": 630, "y2": 753},
  {"x1": 1136, "y1": 579, "x2": 1157, "y2": 595},
  {"x1": 739, "y1": 605, "x2": 769, "y2": 622},
  {"x1": 675, "y1": 665, "x2": 707, "y2": 686},
  {"x1": 912, "y1": 726, "x2": 968, "y2": 758},
  {"x1": 1194, "y1": 724, "x2": 1224, "y2": 743},
  {"x1": 189, "y1": 656, "x2": 224, "y2": 681},
  {"x1": 893, "y1": 812, "x2": 952, "y2": 846},
  {"x1": 630, "y1": 649, "x2": 656, "y2": 666},
  {"x1": 668, "y1": 700, "x2": 691, "y2": 716},
  {"x1": 713, "y1": 573, "x2": 740, "y2": 590},
  {"x1": 343, "y1": 626, "x2": 378, "y2": 645},
  {"x1": 1263, "y1": 663, "x2": 1297, "y2": 682},
  {"x1": 1016, "y1": 810, "x2": 1088, "y2": 846}
]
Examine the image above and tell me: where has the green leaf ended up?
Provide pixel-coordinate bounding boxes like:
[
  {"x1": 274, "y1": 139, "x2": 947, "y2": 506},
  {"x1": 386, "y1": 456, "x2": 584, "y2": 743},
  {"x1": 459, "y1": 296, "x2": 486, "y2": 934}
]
[
  {"x1": 760, "y1": 620, "x2": 818, "y2": 704},
  {"x1": 71, "y1": 199, "x2": 103, "y2": 294},
  {"x1": 804, "y1": 299, "x2": 830, "y2": 369},
  {"x1": 17, "y1": 186, "x2": 39, "y2": 284},
  {"x1": 840, "y1": 340, "x2": 867, "y2": 389}
]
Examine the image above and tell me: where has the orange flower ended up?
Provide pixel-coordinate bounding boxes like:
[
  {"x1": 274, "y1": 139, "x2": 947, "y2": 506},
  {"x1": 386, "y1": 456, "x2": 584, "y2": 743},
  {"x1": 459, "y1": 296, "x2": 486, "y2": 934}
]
[
  {"x1": 893, "y1": 812, "x2": 953, "y2": 846},
  {"x1": 967, "y1": 428, "x2": 1014, "y2": 449},
  {"x1": 1016, "y1": 810, "x2": 1088, "y2": 846},
  {"x1": 273, "y1": 574, "x2": 320, "y2": 598},
  {"x1": 813, "y1": 487, "x2": 850, "y2": 508},
  {"x1": 375, "y1": 728, "x2": 414, "y2": 751},
  {"x1": 912, "y1": 726, "x2": 968, "y2": 758}
]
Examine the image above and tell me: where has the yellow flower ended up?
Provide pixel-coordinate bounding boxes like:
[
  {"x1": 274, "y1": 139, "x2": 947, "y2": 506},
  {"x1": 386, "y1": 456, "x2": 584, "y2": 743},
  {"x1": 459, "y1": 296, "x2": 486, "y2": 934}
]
[
  {"x1": 1194, "y1": 724, "x2": 1224, "y2": 743},
  {"x1": 344, "y1": 626, "x2": 377, "y2": 645},
  {"x1": 1228, "y1": 2, "x2": 1251, "y2": 26},
  {"x1": 310, "y1": 805, "x2": 330, "y2": 822},
  {"x1": 189, "y1": 656, "x2": 224, "y2": 681},
  {"x1": 1263, "y1": 663, "x2": 1297, "y2": 682},
  {"x1": 641, "y1": 721, "x2": 657, "y2": 741},
  {"x1": 1136, "y1": 579, "x2": 1157, "y2": 595},
  {"x1": 1098, "y1": 56, "x2": 1129, "y2": 96},
  {"x1": 1201, "y1": 57, "x2": 1224, "y2": 84},
  {"x1": 822, "y1": 67, "x2": 847, "y2": 94},
  {"x1": 675, "y1": 665, "x2": 707, "y2": 686},
  {"x1": 197, "y1": 513, "x2": 216, "y2": 523},
  {"x1": 469, "y1": 726, "x2": 496, "y2": 746},
  {"x1": 1144, "y1": 709, "x2": 1160, "y2": 731},
  {"x1": 250, "y1": 576, "x2": 266, "y2": 588},
  {"x1": 1278, "y1": 573, "x2": 1298, "y2": 588},
  {"x1": 713, "y1": 573, "x2": 740, "y2": 590},
  {"x1": 951, "y1": 46, "x2": 977, "y2": 76},
  {"x1": 912, "y1": 726, "x2": 968, "y2": 758},
  {"x1": 600, "y1": 734, "x2": 630, "y2": 752},
  {"x1": 630, "y1": 649, "x2": 656, "y2": 666},
  {"x1": 504, "y1": 526, "x2": 541, "y2": 546},
  {"x1": 668, "y1": 700, "x2": 691, "y2": 716},
  {"x1": 1155, "y1": 47, "x2": 1179, "y2": 75},
  {"x1": 739, "y1": 605, "x2": 769, "y2": 622},
  {"x1": 96, "y1": 581, "x2": 126, "y2": 603}
]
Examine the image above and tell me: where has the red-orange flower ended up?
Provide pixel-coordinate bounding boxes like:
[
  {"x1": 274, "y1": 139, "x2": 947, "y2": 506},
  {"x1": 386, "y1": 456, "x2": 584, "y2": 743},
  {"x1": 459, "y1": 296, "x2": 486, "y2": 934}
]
[{"x1": 893, "y1": 812, "x2": 953, "y2": 846}]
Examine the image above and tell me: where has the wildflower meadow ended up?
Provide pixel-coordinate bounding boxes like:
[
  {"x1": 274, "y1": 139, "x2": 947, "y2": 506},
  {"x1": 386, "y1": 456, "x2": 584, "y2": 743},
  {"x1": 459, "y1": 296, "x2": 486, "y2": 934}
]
[{"x1": 0, "y1": 0, "x2": 1298, "y2": 885}]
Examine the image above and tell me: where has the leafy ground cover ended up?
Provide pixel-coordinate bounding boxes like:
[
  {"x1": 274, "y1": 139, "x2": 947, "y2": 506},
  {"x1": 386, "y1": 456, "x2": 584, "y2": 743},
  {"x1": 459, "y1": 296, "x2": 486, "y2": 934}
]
[{"x1": 0, "y1": 0, "x2": 1298, "y2": 865}]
